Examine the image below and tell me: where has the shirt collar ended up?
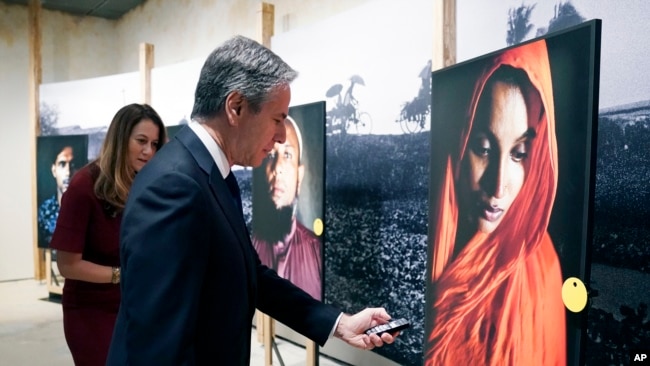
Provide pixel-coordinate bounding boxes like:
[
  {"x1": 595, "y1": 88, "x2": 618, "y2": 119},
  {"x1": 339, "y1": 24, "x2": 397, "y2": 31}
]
[{"x1": 188, "y1": 120, "x2": 230, "y2": 179}]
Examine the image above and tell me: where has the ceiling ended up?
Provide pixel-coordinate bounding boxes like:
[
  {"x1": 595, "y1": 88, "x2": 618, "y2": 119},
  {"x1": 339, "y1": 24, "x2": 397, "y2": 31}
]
[{"x1": 1, "y1": 0, "x2": 147, "y2": 20}]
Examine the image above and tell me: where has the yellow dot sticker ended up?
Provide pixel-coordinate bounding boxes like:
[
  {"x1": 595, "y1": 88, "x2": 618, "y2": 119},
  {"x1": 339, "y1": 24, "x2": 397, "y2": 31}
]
[
  {"x1": 313, "y1": 218, "x2": 324, "y2": 236},
  {"x1": 561, "y1": 277, "x2": 588, "y2": 313}
]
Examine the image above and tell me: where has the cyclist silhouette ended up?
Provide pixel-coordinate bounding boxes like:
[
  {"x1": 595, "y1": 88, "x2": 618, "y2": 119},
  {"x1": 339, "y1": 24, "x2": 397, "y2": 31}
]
[
  {"x1": 342, "y1": 75, "x2": 362, "y2": 115},
  {"x1": 326, "y1": 75, "x2": 372, "y2": 135},
  {"x1": 397, "y1": 60, "x2": 431, "y2": 133}
]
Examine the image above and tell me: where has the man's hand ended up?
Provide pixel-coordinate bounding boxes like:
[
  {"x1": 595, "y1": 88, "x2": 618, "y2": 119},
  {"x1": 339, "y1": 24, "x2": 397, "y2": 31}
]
[{"x1": 334, "y1": 308, "x2": 398, "y2": 350}]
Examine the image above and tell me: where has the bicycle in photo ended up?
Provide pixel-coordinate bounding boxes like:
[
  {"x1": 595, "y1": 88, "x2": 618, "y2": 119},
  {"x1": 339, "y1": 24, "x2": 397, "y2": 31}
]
[{"x1": 325, "y1": 75, "x2": 373, "y2": 135}]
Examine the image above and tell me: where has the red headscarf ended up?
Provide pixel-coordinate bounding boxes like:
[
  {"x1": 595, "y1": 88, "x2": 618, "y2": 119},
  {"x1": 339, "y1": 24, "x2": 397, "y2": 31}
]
[{"x1": 425, "y1": 40, "x2": 565, "y2": 366}]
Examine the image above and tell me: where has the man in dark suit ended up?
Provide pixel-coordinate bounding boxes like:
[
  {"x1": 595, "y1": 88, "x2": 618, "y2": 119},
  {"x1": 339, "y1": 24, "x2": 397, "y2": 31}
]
[{"x1": 107, "y1": 35, "x2": 397, "y2": 365}]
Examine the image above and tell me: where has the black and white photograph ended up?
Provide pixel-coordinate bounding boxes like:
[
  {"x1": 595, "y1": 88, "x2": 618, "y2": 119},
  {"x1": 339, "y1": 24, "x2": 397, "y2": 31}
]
[
  {"x1": 40, "y1": 71, "x2": 140, "y2": 160},
  {"x1": 151, "y1": 58, "x2": 203, "y2": 127},
  {"x1": 273, "y1": 0, "x2": 433, "y2": 364}
]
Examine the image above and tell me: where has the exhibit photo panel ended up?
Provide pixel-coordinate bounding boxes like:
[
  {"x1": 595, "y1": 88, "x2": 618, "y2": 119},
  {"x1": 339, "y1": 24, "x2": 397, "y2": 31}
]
[
  {"x1": 40, "y1": 71, "x2": 140, "y2": 160},
  {"x1": 271, "y1": 1, "x2": 434, "y2": 364},
  {"x1": 252, "y1": 101, "x2": 326, "y2": 301},
  {"x1": 456, "y1": 1, "x2": 650, "y2": 363},
  {"x1": 36, "y1": 135, "x2": 89, "y2": 249},
  {"x1": 37, "y1": 134, "x2": 89, "y2": 292},
  {"x1": 151, "y1": 58, "x2": 202, "y2": 128},
  {"x1": 424, "y1": 20, "x2": 601, "y2": 366}
]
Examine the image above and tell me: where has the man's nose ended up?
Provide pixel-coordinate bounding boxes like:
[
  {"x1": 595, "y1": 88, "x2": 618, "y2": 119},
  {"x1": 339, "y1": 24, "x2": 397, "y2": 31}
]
[{"x1": 275, "y1": 123, "x2": 287, "y2": 144}]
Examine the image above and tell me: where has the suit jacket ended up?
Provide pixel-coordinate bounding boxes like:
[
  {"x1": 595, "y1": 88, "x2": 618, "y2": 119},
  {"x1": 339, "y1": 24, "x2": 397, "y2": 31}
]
[{"x1": 107, "y1": 126, "x2": 340, "y2": 365}]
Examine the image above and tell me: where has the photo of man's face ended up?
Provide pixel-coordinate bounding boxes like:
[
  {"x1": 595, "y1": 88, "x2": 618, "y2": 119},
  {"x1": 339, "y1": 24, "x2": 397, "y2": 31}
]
[
  {"x1": 36, "y1": 136, "x2": 88, "y2": 249},
  {"x1": 263, "y1": 119, "x2": 304, "y2": 210},
  {"x1": 51, "y1": 146, "x2": 74, "y2": 196},
  {"x1": 251, "y1": 105, "x2": 326, "y2": 303}
]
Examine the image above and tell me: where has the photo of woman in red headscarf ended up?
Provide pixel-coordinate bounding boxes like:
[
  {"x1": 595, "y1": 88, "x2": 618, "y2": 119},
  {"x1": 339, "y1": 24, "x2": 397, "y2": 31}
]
[{"x1": 424, "y1": 39, "x2": 566, "y2": 366}]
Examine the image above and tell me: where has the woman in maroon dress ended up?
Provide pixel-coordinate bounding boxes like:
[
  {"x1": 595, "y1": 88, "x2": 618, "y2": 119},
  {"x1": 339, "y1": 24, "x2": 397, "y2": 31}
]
[{"x1": 50, "y1": 103, "x2": 166, "y2": 365}]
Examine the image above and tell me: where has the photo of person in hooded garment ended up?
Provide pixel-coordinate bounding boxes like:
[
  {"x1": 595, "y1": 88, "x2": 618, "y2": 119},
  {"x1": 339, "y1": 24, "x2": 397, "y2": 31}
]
[{"x1": 424, "y1": 39, "x2": 566, "y2": 366}]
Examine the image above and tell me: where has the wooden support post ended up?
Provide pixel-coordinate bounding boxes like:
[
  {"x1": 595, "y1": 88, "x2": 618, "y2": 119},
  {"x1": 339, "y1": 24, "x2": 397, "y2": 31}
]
[
  {"x1": 140, "y1": 43, "x2": 154, "y2": 104},
  {"x1": 256, "y1": 310, "x2": 265, "y2": 343},
  {"x1": 255, "y1": 2, "x2": 318, "y2": 365},
  {"x1": 257, "y1": 2, "x2": 275, "y2": 48},
  {"x1": 263, "y1": 313, "x2": 273, "y2": 366},
  {"x1": 28, "y1": 0, "x2": 43, "y2": 280},
  {"x1": 306, "y1": 339, "x2": 318, "y2": 366},
  {"x1": 45, "y1": 249, "x2": 63, "y2": 295},
  {"x1": 255, "y1": 0, "x2": 276, "y2": 354},
  {"x1": 432, "y1": 0, "x2": 456, "y2": 71}
]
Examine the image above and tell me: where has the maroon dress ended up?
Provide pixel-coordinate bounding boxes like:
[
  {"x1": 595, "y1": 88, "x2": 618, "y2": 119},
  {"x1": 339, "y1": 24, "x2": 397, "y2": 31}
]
[{"x1": 50, "y1": 163, "x2": 121, "y2": 366}]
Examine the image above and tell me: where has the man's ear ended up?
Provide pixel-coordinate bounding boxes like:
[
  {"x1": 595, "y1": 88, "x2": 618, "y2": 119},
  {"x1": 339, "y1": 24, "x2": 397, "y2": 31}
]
[
  {"x1": 225, "y1": 91, "x2": 245, "y2": 125},
  {"x1": 51, "y1": 163, "x2": 57, "y2": 178}
]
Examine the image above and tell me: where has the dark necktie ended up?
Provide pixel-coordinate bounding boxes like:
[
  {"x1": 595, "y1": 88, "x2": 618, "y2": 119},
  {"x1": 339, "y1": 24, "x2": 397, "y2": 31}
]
[{"x1": 225, "y1": 172, "x2": 243, "y2": 216}]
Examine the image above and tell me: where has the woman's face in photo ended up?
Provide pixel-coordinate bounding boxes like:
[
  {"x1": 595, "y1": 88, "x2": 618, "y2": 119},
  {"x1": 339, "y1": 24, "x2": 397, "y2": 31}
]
[{"x1": 460, "y1": 80, "x2": 534, "y2": 234}]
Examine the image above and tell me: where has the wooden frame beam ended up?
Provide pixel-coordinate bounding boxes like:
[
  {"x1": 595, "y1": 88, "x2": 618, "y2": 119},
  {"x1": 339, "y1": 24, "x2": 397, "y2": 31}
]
[
  {"x1": 257, "y1": 2, "x2": 275, "y2": 48},
  {"x1": 140, "y1": 43, "x2": 154, "y2": 104},
  {"x1": 29, "y1": 0, "x2": 43, "y2": 280},
  {"x1": 433, "y1": 0, "x2": 456, "y2": 71}
]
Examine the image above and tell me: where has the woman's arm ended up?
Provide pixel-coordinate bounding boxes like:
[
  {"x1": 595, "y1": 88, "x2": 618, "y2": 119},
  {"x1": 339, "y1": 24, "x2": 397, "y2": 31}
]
[{"x1": 56, "y1": 250, "x2": 116, "y2": 283}]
